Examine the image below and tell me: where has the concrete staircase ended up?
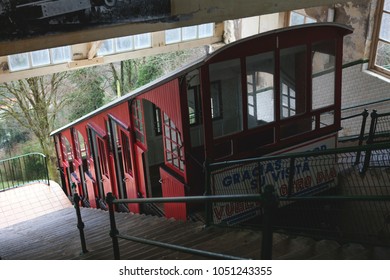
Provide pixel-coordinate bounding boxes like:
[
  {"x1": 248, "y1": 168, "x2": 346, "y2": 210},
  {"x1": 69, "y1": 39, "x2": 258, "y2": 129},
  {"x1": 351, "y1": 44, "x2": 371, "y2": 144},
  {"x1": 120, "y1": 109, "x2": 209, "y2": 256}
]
[{"x1": 1, "y1": 206, "x2": 390, "y2": 260}]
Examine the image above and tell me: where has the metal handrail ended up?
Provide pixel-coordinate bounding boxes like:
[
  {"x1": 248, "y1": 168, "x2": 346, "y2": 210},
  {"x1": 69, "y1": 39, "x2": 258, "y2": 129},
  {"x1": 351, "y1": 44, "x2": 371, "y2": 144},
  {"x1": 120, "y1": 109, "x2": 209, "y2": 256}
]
[
  {"x1": 105, "y1": 191, "x2": 275, "y2": 260},
  {"x1": 71, "y1": 143, "x2": 390, "y2": 259},
  {"x1": 75, "y1": 190, "x2": 390, "y2": 260},
  {"x1": 0, "y1": 152, "x2": 47, "y2": 164},
  {"x1": 0, "y1": 152, "x2": 50, "y2": 191},
  {"x1": 208, "y1": 141, "x2": 390, "y2": 169}
]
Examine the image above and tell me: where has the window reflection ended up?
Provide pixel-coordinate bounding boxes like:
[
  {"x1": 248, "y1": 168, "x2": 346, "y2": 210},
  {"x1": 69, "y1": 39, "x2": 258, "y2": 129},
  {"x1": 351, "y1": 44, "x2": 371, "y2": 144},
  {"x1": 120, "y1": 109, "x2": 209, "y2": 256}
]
[{"x1": 246, "y1": 51, "x2": 275, "y2": 128}]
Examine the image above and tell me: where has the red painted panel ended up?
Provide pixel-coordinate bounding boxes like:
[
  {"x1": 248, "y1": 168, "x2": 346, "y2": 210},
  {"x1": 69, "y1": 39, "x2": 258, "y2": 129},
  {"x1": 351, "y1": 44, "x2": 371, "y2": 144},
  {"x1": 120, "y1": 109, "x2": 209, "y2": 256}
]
[
  {"x1": 142, "y1": 79, "x2": 183, "y2": 135},
  {"x1": 160, "y1": 167, "x2": 186, "y2": 220},
  {"x1": 85, "y1": 173, "x2": 97, "y2": 208},
  {"x1": 108, "y1": 155, "x2": 118, "y2": 198},
  {"x1": 124, "y1": 172, "x2": 139, "y2": 213},
  {"x1": 135, "y1": 145, "x2": 147, "y2": 198}
]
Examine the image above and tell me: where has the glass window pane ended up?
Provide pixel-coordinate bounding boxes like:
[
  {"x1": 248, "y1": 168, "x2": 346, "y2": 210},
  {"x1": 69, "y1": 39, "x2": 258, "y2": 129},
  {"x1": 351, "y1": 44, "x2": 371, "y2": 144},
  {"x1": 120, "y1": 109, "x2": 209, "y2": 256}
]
[
  {"x1": 134, "y1": 33, "x2": 151, "y2": 49},
  {"x1": 198, "y1": 23, "x2": 214, "y2": 38},
  {"x1": 385, "y1": 0, "x2": 390, "y2": 12},
  {"x1": 209, "y1": 59, "x2": 242, "y2": 138},
  {"x1": 210, "y1": 82, "x2": 222, "y2": 119},
  {"x1": 116, "y1": 36, "x2": 133, "y2": 52},
  {"x1": 246, "y1": 51, "x2": 275, "y2": 129},
  {"x1": 379, "y1": 12, "x2": 390, "y2": 42},
  {"x1": 187, "y1": 87, "x2": 198, "y2": 125},
  {"x1": 375, "y1": 40, "x2": 390, "y2": 69},
  {"x1": 280, "y1": 45, "x2": 307, "y2": 118},
  {"x1": 312, "y1": 40, "x2": 336, "y2": 110},
  {"x1": 51, "y1": 46, "x2": 71, "y2": 64},
  {"x1": 8, "y1": 53, "x2": 30, "y2": 71},
  {"x1": 165, "y1": 28, "x2": 181, "y2": 44},
  {"x1": 31, "y1": 49, "x2": 50, "y2": 67},
  {"x1": 182, "y1": 26, "x2": 197, "y2": 41},
  {"x1": 320, "y1": 111, "x2": 334, "y2": 128},
  {"x1": 98, "y1": 39, "x2": 114, "y2": 56},
  {"x1": 306, "y1": 17, "x2": 316, "y2": 24},
  {"x1": 290, "y1": 12, "x2": 305, "y2": 26}
]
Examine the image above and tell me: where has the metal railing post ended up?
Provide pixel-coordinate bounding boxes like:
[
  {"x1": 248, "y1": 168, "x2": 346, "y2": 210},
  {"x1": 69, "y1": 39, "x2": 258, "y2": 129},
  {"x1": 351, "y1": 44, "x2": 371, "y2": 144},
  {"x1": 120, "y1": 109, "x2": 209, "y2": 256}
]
[
  {"x1": 73, "y1": 192, "x2": 88, "y2": 254},
  {"x1": 107, "y1": 192, "x2": 120, "y2": 260},
  {"x1": 44, "y1": 155, "x2": 50, "y2": 185},
  {"x1": 261, "y1": 185, "x2": 276, "y2": 260},
  {"x1": 362, "y1": 110, "x2": 378, "y2": 173},
  {"x1": 287, "y1": 157, "x2": 296, "y2": 196},
  {"x1": 204, "y1": 159, "x2": 213, "y2": 227},
  {"x1": 355, "y1": 109, "x2": 369, "y2": 165}
]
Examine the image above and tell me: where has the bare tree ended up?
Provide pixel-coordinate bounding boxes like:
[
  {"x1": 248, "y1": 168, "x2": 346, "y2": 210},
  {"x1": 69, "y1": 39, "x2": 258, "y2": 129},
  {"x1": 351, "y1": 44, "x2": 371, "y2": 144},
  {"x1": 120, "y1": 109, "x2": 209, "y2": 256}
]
[{"x1": 0, "y1": 73, "x2": 70, "y2": 179}]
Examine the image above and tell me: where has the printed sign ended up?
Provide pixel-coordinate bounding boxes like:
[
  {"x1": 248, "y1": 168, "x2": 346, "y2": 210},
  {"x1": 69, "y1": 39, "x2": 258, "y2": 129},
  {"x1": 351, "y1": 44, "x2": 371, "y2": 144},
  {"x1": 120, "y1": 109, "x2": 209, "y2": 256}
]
[{"x1": 211, "y1": 135, "x2": 338, "y2": 225}]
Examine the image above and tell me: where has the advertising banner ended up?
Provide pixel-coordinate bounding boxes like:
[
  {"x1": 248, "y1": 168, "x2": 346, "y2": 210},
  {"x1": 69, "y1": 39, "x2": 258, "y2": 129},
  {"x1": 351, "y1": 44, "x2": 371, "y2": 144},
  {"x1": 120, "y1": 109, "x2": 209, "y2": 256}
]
[{"x1": 211, "y1": 135, "x2": 338, "y2": 225}]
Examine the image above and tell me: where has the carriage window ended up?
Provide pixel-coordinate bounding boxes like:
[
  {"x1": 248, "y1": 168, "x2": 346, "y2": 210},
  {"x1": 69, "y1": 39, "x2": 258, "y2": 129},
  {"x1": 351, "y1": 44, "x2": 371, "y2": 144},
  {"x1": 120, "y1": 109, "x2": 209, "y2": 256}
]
[
  {"x1": 246, "y1": 51, "x2": 275, "y2": 129},
  {"x1": 72, "y1": 129, "x2": 82, "y2": 161},
  {"x1": 62, "y1": 136, "x2": 73, "y2": 162},
  {"x1": 312, "y1": 40, "x2": 336, "y2": 110},
  {"x1": 153, "y1": 105, "x2": 162, "y2": 136},
  {"x1": 163, "y1": 113, "x2": 185, "y2": 172},
  {"x1": 76, "y1": 131, "x2": 88, "y2": 158},
  {"x1": 187, "y1": 86, "x2": 201, "y2": 125},
  {"x1": 210, "y1": 81, "x2": 222, "y2": 119},
  {"x1": 132, "y1": 99, "x2": 145, "y2": 144},
  {"x1": 281, "y1": 83, "x2": 296, "y2": 118},
  {"x1": 97, "y1": 138, "x2": 109, "y2": 177},
  {"x1": 280, "y1": 45, "x2": 307, "y2": 119},
  {"x1": 209, "y1": 59, "x2": 242, "y2": 138},
  {"x1": 119, "y1": 130, "x2": 132, "y2": 174}
]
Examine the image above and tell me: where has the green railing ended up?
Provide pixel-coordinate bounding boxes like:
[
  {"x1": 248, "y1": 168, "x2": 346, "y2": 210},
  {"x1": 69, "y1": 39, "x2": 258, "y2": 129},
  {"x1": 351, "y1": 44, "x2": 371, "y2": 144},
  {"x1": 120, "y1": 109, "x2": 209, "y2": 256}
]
[
  {"x1": 73, "y1": 143, "x2": 390, "y2": 259},
  {"x1": 0, "y1": 152, "x2": 50, "y2": 191},
  {"x1": 73, "y1": 192, "x2": 272, "y2": 259}
]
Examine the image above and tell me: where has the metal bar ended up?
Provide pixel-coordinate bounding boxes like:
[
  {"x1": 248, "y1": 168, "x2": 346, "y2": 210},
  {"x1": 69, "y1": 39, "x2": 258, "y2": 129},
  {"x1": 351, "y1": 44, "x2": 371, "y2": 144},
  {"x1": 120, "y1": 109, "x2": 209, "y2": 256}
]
[
  {"x1": 278, "y1": 195, "x2": 390, "y2": 202},
  {"x1": 107, "y1": 192, "x2": 121, "y2": 260},
  {"x1": 362, "y1": 110, "x2": 378, "y2": 173},
  {"x1": 261, "y1": 185, "x2": 276, "y2": 260},
  {"x1": 73, "y1": 193, "x2": 88, "y2": 254},
  {"x1": 43, "y1": 155, "x2": 50, "y2": 185},
  {"x1": 111, "y1": 194, "x2": 264, "y2": 205},
  {"x1": 0, "y1": 162, "x2": 4, "y2": 191},
  {"x1": 116, "y1": 233, "x2": 249, "y2": 260},
  {"x1": 5, "y1": 160, "x2": 11, "y2": 189},
  {"x1": 204, "y1": 159, "x2": 213, "y2": 226},
  {"x1": 18, "y1": 157, "x2": 25, "y2": 186},
  {"x1": 355, "y1": 109, "x2": 369, "y2": 165},
  {"x1": 287, "y1": 157, "x2": 295, "y2": 196},
  {"x1": 210, "y1": 142, "x2": 390, "y2": 169}
]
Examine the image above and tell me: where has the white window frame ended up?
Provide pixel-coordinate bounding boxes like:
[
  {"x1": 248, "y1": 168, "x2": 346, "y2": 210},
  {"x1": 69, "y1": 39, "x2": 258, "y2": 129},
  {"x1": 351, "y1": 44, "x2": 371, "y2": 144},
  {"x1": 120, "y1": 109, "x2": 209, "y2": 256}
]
[
  {"x1": 165, "y1": 23, "x2": 214, "y2": 45},
  {"x1": 97, "y1": 33, "x2": 152, "y2": 56},
  {"x1": 370, "y1": 0, "x2": 390, "y2": 77},
  {"x1": 289, "y1": 10, "x2": 316, "y2": 26},
  {"x1": 8, "y1": 46, "x2": 72, "y2": 72}
]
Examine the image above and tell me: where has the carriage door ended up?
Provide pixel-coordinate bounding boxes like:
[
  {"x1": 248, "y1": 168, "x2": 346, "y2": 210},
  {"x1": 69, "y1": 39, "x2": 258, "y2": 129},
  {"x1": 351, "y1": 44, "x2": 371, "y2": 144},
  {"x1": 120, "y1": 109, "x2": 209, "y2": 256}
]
[
  {"x1": 110, "y1": 117, "x2": 140, "y2": 213},
  {"x1": 88, "y1": 126, "x2": 112, "y2": 203},
  {"x1": 159, "y1": 112, "x2": 187, "y2": 220}
]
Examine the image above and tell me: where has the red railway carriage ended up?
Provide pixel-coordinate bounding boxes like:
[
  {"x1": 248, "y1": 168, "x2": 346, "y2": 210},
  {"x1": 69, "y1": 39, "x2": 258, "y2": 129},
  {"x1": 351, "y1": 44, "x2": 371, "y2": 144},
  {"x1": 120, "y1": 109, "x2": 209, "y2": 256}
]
[{"x1": 51, "y1": 23, "x2": 352, "y2": 220}]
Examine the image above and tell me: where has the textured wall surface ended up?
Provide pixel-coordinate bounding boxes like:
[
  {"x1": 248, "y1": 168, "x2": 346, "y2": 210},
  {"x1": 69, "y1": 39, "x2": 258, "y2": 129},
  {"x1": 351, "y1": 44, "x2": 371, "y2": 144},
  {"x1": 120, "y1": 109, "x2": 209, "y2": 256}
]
[{"x1": 341, "y1": 62, "x2": 390, "y2": 137}]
